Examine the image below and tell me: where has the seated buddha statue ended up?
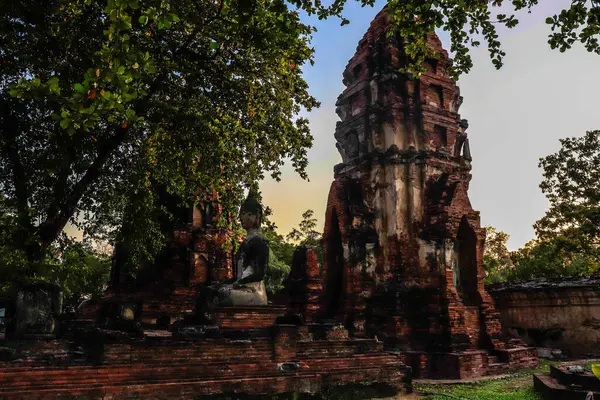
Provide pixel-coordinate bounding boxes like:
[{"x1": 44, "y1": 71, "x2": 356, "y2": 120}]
[{"x1": 194, "y1": 194, "x2": 269, "y2": 322}]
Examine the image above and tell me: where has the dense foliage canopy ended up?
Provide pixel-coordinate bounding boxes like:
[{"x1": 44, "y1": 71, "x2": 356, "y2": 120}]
[
  {"x1": 263, "y1": 208, "x2": 322, "y2": 295},
  {"x1": 482, "y1": 226, "x2": 513, "y2": 283},
  {"x1": 1, "y1": 0, "x2": 318, "y2": 282},
  {"x1": 535, "y1": 130, "x2": 600, "y2": 263}
]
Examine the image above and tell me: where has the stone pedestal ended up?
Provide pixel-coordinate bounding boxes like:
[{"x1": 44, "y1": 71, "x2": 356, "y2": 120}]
[{"x1": 13, "y1": 282, "x2": 63, "y2": 339}]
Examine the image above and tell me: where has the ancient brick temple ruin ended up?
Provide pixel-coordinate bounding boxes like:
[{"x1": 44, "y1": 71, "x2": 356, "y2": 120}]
[
  {"x1": 0, "y1": 8, "x2": 538, "y2": 399},
  {"x1": 0, "y1": 193, "x2": 411, "y2": 399},
  {"x1": 320, "y1": 8, "x2": 537, "y2": 378}
]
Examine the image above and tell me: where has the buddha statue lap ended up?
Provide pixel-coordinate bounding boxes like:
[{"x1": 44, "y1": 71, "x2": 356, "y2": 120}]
[{"x1": 216, "y1": 229, "x2": 269, "y2": 306}]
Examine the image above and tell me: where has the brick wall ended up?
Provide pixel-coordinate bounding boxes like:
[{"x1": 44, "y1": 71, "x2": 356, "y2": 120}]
[{"x1": 489, "y1": 279, "x2": 600, "y2": 356}]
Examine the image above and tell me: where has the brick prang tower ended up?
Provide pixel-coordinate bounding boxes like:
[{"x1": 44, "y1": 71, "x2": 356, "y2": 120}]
[{"x1": 320, "y1": 8, "x2": 537, "y2": 378}]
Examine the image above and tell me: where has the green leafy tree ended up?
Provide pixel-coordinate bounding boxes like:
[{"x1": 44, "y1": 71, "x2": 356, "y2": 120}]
[
  {"x1": 286, "y1": 209, "x2": 321, "y2": 246},
  {"x1": 261, "y1": 206, "x2": 294, "y2": 296},
  {"x1": 508, "y1": 236, "x2": 599, "y2": 282},
  {"x1": 264, "y1": 248, "x2": 291, "y2": 298},
  {"x1": 0, "y1": 0, "x2": 319, "y2": 282},
  {"x1": 295, "y1": 0, "x2": 600, "y2": 78},
  {"x1": 482, "y1": 226, "x2": 513, "y2": 284},
  {"x1": 535, "y1": 130, "x2": 600, "y2": 262},
  {"x1": 287, "y1": 209, "x2": 322, "y2": 266},
  {"x1": 48, "y1": 239, "x2": 112, "y2": 305},
  {"x1": 0, "y1": 234, "x2": 111, "y2": 303},
  {"x1": 262, "y1": 207, "x2": 295, "y2": 266},
  {"x1": 488, "y1": 130, "x2": 600, "y2": 283},
  {"x1": 262, "y1": 207, "x2": 325, "y2": 295}
]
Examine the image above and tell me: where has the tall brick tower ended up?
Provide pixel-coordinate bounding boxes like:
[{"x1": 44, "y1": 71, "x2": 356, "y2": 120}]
[{"x1": 320, "y1": 8, "x2": 537, "y2": 378}]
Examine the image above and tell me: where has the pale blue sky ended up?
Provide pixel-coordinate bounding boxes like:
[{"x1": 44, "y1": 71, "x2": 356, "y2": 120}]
[{"x1": 261, "y1": 0, "x2": 600, "y2": 250}]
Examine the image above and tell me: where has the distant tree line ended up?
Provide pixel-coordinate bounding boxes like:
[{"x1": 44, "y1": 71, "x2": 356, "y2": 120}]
[
  {"x1": 483, "y1": 130, "x2": 600, "y2": 284},
  {"x1": 262, "y1": 208, "x2": 322, "y2": 297}
]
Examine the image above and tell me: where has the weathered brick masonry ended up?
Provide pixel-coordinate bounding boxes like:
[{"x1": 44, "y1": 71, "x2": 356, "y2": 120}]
[
  {"x1": 489, "y1": 276, "x2": 600, "y2": 358},
  {"x1": 319, "y1": 8, "x2": 537, "y2": 378}
]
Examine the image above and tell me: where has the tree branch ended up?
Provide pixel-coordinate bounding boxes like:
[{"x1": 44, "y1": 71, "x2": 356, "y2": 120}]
[
  {"x1": 0, "y1": 97, "x2": 33, "y2": 233},
  {"x1": 45, "y1": 147, "x2": 74, "y2": 225},
  {"x1": 37, "y1": 20, "x2": 210, "y2": 250},
  {"x1": 39, "y1": 124, "x2": 129, "y2": 247}
]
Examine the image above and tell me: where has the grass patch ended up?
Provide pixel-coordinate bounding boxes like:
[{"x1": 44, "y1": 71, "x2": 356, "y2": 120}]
[{"x1": 414, "y1": 360, "x2": 558, "y2": 400}]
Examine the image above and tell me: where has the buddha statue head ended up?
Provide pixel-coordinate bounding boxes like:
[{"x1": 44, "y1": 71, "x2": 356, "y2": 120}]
[{"x1": 239, "y1": 193, "x2": 263, "y2": 231}]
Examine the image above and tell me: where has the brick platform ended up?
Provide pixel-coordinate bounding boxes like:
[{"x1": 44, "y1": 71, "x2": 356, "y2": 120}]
[
  {"x1": 0, "y1": 322, "x2": 411, "y2": 400},
  {"x1": 401, "y1": 347, "x2": 538, "y2": 379}
]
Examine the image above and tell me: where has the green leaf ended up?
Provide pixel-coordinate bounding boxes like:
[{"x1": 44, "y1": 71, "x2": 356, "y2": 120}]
[
  {"x1": 545, "y1": 17, "x2": 554, "y2": 24},
  {"x1": 74, "y1": 83, "x2": 84, "y2": 92},
  {"x1": 60, "y1": 119, "x2": 70, "y2": 129},
  {"x1": 210, "y1": 42, "x2": 219, "y2": 50},
  {"x1": 47, "y1": 77, "x2": 59, "y2": 89},
  {"x1": 144, "y1": 63, "x2": 156, "y2": 74},
  {"x1": 126, "y1": 109, "x2": 136, "y2": 119},
  {"x1": 139, "y1": 15, "x2": 147, "y2": 24}
]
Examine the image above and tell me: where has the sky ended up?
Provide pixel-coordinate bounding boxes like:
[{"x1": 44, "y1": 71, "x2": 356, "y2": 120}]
[{"x1": 260, "y1": 0, "x2": 600, "y2": 250}]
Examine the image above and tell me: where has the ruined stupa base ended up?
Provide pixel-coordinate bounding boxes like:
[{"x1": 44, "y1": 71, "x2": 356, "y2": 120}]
[{"x1": 400, "y1": 347, "x2": 538, "y2": 379}]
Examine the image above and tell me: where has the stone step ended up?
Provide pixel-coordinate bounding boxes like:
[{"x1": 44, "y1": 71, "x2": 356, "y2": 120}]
[
  {"x1": 534, "y1": 373, "x2": 600, "y2": 400},
  {"x1": 66, "y1": 319, "x2": 95, "y2": 325},
  {"x1": 1, "y1": 362, "x2": 403, "y2": 390},
  {"x1": 486, "y1": 362, "x2": 511, "y2": 375},
  {"x1": 1, "y1": 362, "x2": 403, "y2": 389},
  {"x1": 0, "y1": 370, "x2": 307, "y2": 390},
  {"x1": 549, "y1": 365, "x2": 600, "y2": 392},
  {"x1": 0, "y1": 339, "x2": 388, "y2": 369},
  {"x1": 0, "y1": 372, "x2": 325, "y2": 400},
  {"x1": 0, "y1": 354, "x2": 402, "y2": 388}
]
